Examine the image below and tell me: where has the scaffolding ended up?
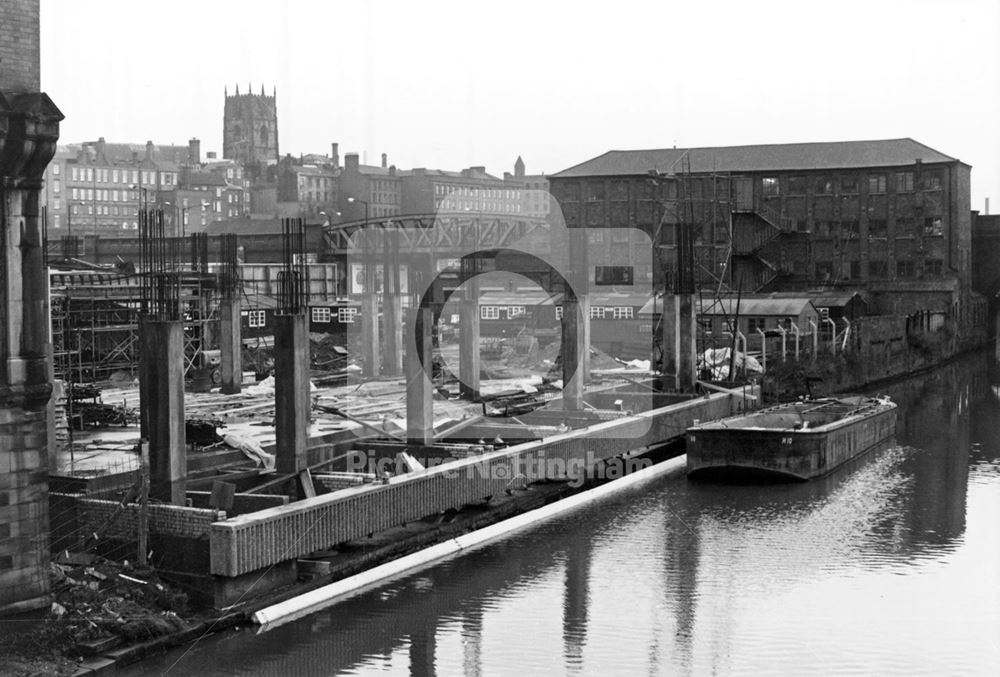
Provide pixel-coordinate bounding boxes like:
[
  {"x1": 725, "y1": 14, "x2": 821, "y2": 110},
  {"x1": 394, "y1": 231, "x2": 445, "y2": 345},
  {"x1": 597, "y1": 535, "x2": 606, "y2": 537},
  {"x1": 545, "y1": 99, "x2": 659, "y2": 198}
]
[{"x1": 49, "y1": 222, "x2": 223, "y2": 384}]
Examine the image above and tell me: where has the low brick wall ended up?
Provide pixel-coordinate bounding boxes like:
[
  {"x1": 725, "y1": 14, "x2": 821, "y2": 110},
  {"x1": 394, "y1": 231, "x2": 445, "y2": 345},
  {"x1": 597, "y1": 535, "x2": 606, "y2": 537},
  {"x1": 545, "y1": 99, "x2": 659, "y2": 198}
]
[{"x1": 77, "y1": 498, "x2": 225, "y2": 541}]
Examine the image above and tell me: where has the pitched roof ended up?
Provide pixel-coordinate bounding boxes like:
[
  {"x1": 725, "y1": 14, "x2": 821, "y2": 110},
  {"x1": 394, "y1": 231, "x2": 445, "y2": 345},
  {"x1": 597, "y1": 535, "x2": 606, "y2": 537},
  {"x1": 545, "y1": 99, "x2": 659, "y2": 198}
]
[
  {"x1": 552, "y1": 138, "x2": 961, "y2": 178},
  {"x1": 699, "y1": 297, "x2": 816, "y2": 317}
]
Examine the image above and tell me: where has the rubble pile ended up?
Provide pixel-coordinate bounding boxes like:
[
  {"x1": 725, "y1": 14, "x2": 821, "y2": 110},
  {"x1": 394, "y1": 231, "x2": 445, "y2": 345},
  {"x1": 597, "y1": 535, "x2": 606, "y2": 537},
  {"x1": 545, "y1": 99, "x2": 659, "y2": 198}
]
[{"x1": 0, "y1": 557, "x2": 193, "y2": 676}]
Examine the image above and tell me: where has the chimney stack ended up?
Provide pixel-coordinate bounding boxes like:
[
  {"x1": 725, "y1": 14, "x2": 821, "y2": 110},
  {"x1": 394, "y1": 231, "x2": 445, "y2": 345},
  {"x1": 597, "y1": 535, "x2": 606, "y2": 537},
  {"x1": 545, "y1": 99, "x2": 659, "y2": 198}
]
[
  {"x1": 145, "y1": 140, "x2": 154, "y2": 163},
  {"x1": 96, "y1": 137, "x2": 106, "y2": 161},
  {"x1": 188, "y1": 138, "x2": 201, "y2": 165},
  {"x1": 331, "y1": 143, "x2": 340, "y2": 168},
  {"x1": 345, "y1": 153, "x2": 360, "y2": 173},
  {"x1": 381, "y1": 153, "x2": 387, "y2": 169},
  {"x1": 987, "y1": 197, "x2": 991, "y2": 216}
]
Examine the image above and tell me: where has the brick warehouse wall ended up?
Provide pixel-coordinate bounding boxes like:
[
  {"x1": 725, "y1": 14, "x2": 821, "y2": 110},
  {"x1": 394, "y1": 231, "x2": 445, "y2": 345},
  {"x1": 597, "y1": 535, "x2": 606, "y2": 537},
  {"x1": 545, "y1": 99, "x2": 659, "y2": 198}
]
[{"x1": 0, "y1": 0, "x2": 41, "y2": 92}]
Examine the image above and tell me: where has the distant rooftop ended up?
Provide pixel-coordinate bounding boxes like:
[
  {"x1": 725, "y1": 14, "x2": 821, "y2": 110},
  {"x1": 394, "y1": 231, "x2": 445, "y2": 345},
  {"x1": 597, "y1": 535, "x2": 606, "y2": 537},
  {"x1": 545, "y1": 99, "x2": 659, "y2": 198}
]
[{"x1": 552, "y1": 138, "x2": 963, "y2": 178}]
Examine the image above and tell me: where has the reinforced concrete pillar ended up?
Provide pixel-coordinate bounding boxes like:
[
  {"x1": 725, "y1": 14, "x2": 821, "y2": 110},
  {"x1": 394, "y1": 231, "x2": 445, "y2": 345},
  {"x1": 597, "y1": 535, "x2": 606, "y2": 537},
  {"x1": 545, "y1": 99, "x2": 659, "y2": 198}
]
[
  {"x1": 274, "y1": 313, "x2": 310, "y2": 475},
  {"x1": 139, "y1": 319, "x2": 186, "y2": 504},
  {"x1": 406, "y1": 305, "x2": 434, "y2": 446},
  {"x1": 660, "y1": 293, "x2": 697, "y2": 392},
  {"x1": 458, "y1": 276, "x2": 480, "y2": 400},
  {"x1": 678, "y1": 293, "x2": 696, "y2": 391},
  {"x1": 562, "y1": 294, "x2": 589, "y2": 410},
  {"x1": 382, "y1": 231, "x2": 403, "y2": 376},
  {"x1": 562, "y1": 229, "x2": 590, "y2": 410},
  {"x1": 219, "y1": 297, "x2": 242, "y2": 394},
  {"x1": 361, "y1": 231, "x2": 381, "y2": 378}
]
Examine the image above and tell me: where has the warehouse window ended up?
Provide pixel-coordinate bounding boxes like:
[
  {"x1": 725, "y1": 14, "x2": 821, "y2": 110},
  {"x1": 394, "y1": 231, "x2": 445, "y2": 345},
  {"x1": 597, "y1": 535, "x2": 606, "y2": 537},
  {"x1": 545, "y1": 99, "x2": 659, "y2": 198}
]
[
  {"x1": 921, "y1": 172, "x2": 942, "y2": 191},
  {"x1": 594, "y1": 265, "x2": 633, "y2": 285},
  {"x1": 590, "y1": 306, "x2": 606, "y2": 319},
  {"x1": 338, "y1": 307, "x2": 357, "y2": 323},
  {"x1": 507, "y1": 306, "x2": 526, "y2": 320},
  {"x1": 787, "y1": 177, "x2": 807, "y2": 194},
  {"x1": 613, "y1": 307, "x2": 634, "y2": 319},
  {"x1": 896, "y1": 172, "x2": 914, "y2": 192},
  {"x1": 761, "y1": 177, "x2": 779, "y2": 196},
  {"x1": 248, "y1": 311, "x2": 266, "y2": 328},
  {"x1": 311, "y1": 307, "x2": 331, "y2": 323},
  {"x1": 481, "y1": 306, "x2": 500, "y2": 320},
  {"x1": 868, "y1": 174, "x2": 887, "y2": 194}
]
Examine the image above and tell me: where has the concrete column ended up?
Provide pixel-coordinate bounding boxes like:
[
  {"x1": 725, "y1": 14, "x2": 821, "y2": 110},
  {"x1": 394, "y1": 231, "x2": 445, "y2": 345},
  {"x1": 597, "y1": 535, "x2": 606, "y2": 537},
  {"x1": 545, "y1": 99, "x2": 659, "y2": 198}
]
[
  {"x1": 406, "y1": 305, "x2": 434, "y2": 446},
  {"x1": 561, "y1": 294, "x2": 589, "y2": 410},
  {"x1": 361, "y1": 231, "x2": 381, "y2": 378},
  {"x1": 458, "y1": 276, "x2": 480, "y2": 400},
  {"x1": 659, "y1": 293, "x2": 697, "y2": 392},
  {"x1": 139, "y1": 319, "x2": 186, "y2": 504},
  {"x1": 678, "y1": 293, "x2": 697, "y2": 391},
  {"x1": 562, "y1": 230, "x2": 590, "y2": 410},
  {"x1": 382, "y1": 231, "x2": 403, "y2": 376},
  {"x1": 219, "y1": 297, "x2": 242, "y2": 394},
  {"x1": 660, "y1": 293, "x2": 677, "y2": 390},
  {"x1": 274, "y1": 313, "x2": 309, "y2": 474}
]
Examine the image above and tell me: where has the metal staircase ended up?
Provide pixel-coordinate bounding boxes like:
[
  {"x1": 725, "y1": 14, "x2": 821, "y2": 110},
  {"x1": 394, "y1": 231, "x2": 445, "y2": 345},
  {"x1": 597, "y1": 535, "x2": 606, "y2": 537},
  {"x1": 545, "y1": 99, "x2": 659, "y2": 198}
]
[{"x1": 730, "y1": 196, "x2": 792, "y2": 291}]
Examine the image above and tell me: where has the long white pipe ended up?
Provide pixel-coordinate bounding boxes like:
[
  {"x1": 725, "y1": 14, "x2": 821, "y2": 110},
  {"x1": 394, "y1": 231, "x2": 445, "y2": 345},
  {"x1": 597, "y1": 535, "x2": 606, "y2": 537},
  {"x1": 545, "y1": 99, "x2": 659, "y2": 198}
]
[{"x1": 253, "y1": 454, "x2": 687, "y2": 629}]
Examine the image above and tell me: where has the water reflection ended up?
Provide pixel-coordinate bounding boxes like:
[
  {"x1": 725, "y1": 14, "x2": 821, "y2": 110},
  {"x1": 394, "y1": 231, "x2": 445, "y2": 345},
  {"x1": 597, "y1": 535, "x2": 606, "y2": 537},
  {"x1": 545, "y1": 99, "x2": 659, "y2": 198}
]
[{"x1": 129, "y1": 352, "x2": 1000, "y2": 677}]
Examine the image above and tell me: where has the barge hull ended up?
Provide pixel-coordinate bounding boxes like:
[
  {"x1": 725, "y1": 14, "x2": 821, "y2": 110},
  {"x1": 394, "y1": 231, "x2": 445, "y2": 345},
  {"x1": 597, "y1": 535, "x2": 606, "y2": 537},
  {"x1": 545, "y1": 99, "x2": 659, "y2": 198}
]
[{"x1": 686, "y1": 404, "x2": 897, "y2": 481}]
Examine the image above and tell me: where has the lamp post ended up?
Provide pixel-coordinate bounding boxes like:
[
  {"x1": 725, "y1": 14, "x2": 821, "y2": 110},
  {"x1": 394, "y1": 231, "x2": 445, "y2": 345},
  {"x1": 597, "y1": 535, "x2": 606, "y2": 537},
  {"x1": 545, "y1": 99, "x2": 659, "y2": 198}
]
[{"x1": 318, "y1": 210, "x2": 341, "y2": 227}]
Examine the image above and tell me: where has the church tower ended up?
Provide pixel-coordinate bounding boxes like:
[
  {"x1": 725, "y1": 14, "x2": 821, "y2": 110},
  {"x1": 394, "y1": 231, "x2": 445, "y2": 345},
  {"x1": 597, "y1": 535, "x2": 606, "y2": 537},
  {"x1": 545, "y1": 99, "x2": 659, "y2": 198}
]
[{"x1": 223, "y1": 83, "x2": 279, "y2": 169}]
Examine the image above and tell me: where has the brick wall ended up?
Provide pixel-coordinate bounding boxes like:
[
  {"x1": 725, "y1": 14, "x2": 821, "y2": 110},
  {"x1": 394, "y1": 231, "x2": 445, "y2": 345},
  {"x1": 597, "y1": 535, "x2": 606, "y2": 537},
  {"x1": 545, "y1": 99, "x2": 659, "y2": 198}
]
[
  {"x1": 76, "y1": 498, "x2": 225, "y2": 540},
  {"x1": 0, "y1": 0, "x2": 41, "y2": 92}
]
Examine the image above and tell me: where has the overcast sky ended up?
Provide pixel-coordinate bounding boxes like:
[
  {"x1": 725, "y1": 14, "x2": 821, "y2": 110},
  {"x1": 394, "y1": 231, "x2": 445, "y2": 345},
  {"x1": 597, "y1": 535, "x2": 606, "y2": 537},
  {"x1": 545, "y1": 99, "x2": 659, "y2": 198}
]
[{"x1": 41, "y1": 0, "x2": 1000, "y2": 207}]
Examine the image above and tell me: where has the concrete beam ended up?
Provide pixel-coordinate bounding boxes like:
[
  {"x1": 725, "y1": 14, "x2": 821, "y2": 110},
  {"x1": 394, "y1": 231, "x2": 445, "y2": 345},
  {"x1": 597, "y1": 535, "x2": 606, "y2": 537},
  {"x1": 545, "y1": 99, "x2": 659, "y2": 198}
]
[{"x1": 274, "y1": 313, "x2": 310, "y2": 475}]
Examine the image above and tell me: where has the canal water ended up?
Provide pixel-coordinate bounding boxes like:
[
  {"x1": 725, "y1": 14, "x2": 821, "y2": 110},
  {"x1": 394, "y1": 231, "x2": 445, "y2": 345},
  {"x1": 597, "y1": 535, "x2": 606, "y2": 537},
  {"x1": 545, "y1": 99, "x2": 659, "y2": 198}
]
[{"x1": 129, "y1": 352, "x2": 1000, "y2": 676}]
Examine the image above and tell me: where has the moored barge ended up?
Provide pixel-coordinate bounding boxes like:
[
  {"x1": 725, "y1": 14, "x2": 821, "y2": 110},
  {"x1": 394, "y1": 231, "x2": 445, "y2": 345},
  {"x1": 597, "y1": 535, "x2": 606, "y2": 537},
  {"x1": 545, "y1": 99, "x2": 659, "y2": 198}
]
[{"x1": 685, "y1": 396, "x2": 898, "y2": 481}]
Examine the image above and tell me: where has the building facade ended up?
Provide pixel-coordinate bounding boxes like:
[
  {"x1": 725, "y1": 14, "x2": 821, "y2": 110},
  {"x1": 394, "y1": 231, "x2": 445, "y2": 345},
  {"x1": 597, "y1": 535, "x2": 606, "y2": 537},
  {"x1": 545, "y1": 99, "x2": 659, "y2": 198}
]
[
  {"x1": 338, "y1": 153, "x2": 402, "y2": 219},
  {"x1": 277, "y1": 154, "x2": 340, "y2": 219},
  {"x1": 549, "y1": 139, "x2": 974, "y2": 322},
  {"x1": 43, "y1": 138, "x2": 184, "y2": 238}
]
